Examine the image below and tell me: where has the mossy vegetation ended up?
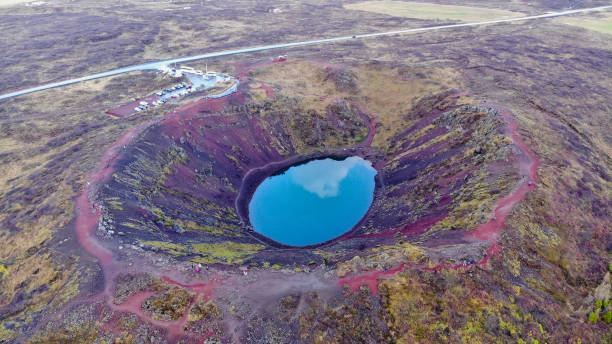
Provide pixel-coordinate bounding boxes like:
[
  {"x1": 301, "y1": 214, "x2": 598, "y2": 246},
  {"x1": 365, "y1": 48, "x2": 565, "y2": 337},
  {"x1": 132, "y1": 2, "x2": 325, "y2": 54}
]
[
  {"x1": 113, "y1": 272, "x2": 159, "y2": 304},
  {"x1": 140, "y1": 240, "x2": 264, "y2": 264},
  {"x1": 0, "y1": 324, "x2": 16, "y2": 342},
  {"x1": 27, "y1": 321, "x2": 101, "y2": 344},
  {"x1": 0, "y1": 264, "x2": 7, "y2": 279},
  {"x1": 379, "y1": 268, "x2": 552, "y2": 343},
  {"x1": 142, "y1": 286, "x2": 195, "y2": 320},
  {"x1": 588, "y1": 298, "x2": 612, "y2": 324},
  {"x1": 188, "y1": 295, "x2": 221, "y2": 322}
]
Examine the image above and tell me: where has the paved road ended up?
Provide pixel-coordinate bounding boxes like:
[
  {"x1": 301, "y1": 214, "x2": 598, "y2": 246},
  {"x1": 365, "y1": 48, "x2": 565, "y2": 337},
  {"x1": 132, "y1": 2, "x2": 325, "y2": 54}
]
[{"x1": 1, "y1": 5, "x2": 611, "y2": 101}]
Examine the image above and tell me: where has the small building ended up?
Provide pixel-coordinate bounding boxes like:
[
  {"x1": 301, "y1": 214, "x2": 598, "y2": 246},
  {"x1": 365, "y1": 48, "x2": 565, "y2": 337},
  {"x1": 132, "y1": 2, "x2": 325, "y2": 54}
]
[{"x1": 180, "y1": 66, "x2": 205, "y2": 76}]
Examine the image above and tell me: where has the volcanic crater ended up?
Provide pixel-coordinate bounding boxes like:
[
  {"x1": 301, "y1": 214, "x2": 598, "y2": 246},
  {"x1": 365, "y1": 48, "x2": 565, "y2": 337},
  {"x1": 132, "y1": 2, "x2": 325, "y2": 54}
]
[{"x1": 92, "y1": 60, "x2": 519, "y2": 269}]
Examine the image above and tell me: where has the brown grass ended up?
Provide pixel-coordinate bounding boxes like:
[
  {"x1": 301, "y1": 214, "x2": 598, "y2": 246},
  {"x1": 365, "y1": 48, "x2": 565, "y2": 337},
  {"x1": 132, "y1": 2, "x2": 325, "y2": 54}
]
[
  {"x1": 344, "y1": 1, "x2": 522, "y2": 22},
  {"x1": 246, "y1": 59, "x2": 465, "y2": 149},
  {"x1": 352, "y1": 63, "x2": 463, "y2": 148}
]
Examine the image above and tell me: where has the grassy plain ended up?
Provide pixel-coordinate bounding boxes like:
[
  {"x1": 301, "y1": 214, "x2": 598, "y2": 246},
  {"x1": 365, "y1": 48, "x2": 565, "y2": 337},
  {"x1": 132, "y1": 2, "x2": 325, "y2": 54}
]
[
  {"x1": 344, "y1": 1, "x2": 522, "y2": 22},
  {"x1": 0, "y1": 0, "x2": 32, "y2": 6},
  {"x1": 560, "y1": 14, "x2": 612, "y2": 35}
]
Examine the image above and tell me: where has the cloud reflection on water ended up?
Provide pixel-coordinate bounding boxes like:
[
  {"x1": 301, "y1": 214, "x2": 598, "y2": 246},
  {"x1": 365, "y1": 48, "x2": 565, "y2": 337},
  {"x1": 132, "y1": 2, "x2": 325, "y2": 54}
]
[{"x1": 290, "y1": 157, "x2": 374, "y2": 198}]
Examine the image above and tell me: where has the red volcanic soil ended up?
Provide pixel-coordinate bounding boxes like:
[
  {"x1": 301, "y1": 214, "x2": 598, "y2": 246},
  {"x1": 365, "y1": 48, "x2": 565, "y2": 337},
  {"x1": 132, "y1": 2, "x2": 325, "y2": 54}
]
[
  {"x1": 338, "y1": 264, "x2": 405, "y2": 295},
  {"x1": 161, "y1": 275, "x2": 220, "y2": 300},
  {"x1": 106, "y1": 95, "x2": 159, "y2": 118}
]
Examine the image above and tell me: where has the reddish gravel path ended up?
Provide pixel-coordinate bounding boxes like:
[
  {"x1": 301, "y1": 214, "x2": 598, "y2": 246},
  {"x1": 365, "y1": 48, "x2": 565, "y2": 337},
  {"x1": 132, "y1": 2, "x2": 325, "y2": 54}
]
[
  {"x1": 465, "y1": 108, "x2": 539, "y2": 242},
  {"x1": 74, "y1": 122, "x2": 153, "y2": 293},
  {"x1": 338, "y1": 264, "x2": 405, "y2": 295}
]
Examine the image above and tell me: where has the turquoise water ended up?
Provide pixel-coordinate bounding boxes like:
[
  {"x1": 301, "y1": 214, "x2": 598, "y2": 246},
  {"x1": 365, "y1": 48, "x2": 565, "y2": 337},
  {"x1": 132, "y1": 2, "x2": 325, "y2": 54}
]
[{"x1": 248, "y1": 156, "x2": 377, "y2": 246}]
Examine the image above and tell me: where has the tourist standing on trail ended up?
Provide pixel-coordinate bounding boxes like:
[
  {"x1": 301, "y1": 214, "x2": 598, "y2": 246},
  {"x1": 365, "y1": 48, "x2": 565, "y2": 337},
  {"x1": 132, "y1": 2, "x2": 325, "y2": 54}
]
[{"x1": 196, "y1": 263, "x2": 202, "y2": 272}]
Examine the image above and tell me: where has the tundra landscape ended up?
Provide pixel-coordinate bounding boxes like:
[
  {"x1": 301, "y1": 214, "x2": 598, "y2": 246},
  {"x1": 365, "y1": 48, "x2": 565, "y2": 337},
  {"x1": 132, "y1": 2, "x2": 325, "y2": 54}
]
[{"x1": 0, "y1": 0, "x2": 611, "y2": 343}]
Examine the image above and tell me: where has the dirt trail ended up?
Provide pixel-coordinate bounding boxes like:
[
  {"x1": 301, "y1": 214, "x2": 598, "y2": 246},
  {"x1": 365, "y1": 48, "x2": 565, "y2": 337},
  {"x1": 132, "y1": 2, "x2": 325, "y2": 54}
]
[
  {"x1": 355, "y1": 103, "x2": 379, "y2": 149},
  {"x1": 74, "y1": 122, "x2": 152, "y2": 295},
  {"x1": 465, "y1": 108, "x2": 539, "y2": 242},
  {"x1": 338, "y1": 264, "x2": 405, "y2": 295}
]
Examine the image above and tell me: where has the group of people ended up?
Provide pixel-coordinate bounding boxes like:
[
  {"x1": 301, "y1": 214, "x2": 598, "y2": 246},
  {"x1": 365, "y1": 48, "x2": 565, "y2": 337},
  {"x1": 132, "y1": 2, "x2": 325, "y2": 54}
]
[
  {"x1": 462, "y1": 258, "x2": 477, "y2": 266},
  {"x1": 190, "y1": 262, "x2": 248, "y2": 276},
  {"x1": 191, "y1": 263, "x2": 204, "y2": 272}
]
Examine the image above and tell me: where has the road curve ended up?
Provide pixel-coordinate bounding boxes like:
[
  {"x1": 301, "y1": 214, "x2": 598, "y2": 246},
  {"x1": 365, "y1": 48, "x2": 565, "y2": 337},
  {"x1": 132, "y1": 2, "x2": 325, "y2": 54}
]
[{"x1": 1, "y1": 5, "x2": 610, "y2": 101}]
